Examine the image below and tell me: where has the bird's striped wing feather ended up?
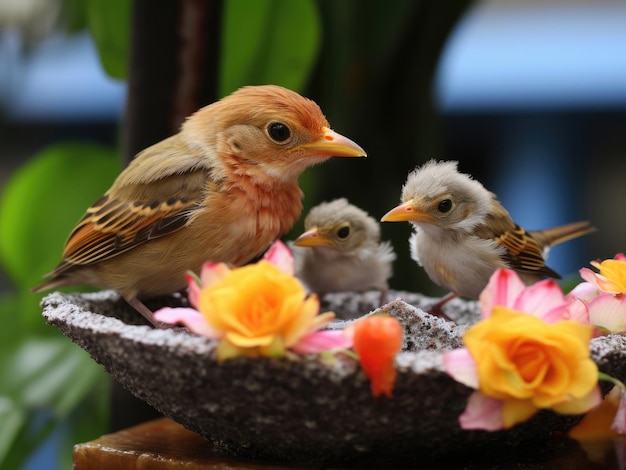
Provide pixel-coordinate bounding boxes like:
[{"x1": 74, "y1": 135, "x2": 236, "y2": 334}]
[
  {"x1": 474, "y1": 215, "x2": 560, "y2": 278},
  {"x1": 493, "y1": 225, "x2": 560, "y2": 278},
  {"x1": 61, "y1": 194, "x2": 196, "y2": 266}
]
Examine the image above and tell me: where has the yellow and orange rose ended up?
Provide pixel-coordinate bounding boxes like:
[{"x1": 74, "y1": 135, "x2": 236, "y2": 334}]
[
  {"x1": 444, "y1": 268, "x2": 602, "y2": 430},
  {"x1": 154, "y1": 241, "x2": 351, "y2": 361},
  {"x1": 199, "y1": 259, "x2": 332, "y2": 359}
]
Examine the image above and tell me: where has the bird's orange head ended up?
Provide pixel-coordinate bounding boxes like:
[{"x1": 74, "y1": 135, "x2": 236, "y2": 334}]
[{"x1": 182, "y1": 85, "x2": 366, "y2": 182}]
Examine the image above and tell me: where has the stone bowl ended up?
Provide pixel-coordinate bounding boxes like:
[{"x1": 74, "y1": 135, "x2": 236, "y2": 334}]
[{"x1": 41, "y1": 290, "x2": 626, "y2": 466}]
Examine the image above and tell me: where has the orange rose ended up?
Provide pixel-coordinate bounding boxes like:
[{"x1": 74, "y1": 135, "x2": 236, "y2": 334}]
[
  {"x1": 199, "y1": 260, "x2": 332, "y2": 360},
  {"x1": 154, "y1": 241, "x2": 348, "y2": 361},
  {"x1": 464, "y1": 307, "x2": 600, "y2": 428}
]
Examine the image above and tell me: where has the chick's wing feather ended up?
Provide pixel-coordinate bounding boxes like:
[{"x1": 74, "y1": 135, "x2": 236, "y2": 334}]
[
  {"x1": 493, "y1": 225, "x2": 556, "y2": 274},
  {"x1": 474, "y1": 209, "x2": 559, "y2": 277}
]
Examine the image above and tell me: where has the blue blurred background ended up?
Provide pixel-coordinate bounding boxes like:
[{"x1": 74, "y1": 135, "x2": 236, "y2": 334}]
[
  {"x1": 2, "y1": 0, "x2": 626, "y2": 467},
  {"x1": 3, "y1": 0, "x2": 626, "y2": 295},
  {"x1": 435, "y1": 0, "x2": 626, "y2": 276}
]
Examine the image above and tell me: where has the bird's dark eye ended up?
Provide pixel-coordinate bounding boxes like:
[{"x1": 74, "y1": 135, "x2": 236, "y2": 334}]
[
  {"x1": 268, "y1": 122, "x2": 291, "y2": 142},
  {"x1": 337, "y1": 225, "x2": 350, "y2": 239},
  {"x1": 438, "y1": 199, "x2": 453, "y2": 213}
]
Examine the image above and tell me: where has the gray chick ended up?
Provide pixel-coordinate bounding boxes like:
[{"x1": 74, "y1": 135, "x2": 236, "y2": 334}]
[{"x1": 292, "y1": 198, "x2": 396, "y2": 305}]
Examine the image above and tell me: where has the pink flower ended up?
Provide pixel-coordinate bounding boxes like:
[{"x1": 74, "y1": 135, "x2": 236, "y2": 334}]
[
  {"x1": 580, "y1": 253, "x2": 626, "y2": 294},
  {"x1": 479, "y1": 268, "x2": 588, "y2": 324},
  {"x1": 154, "y1": 240, "x2": 352, "y2": 360},
  {"x1": 569, "y1": 254, "x2": 626, "y2": 334},
  {"x1": 444, "y1": 268, "x2": 599, "y2": 431},
  {"x1": 587, "y1": 294, "x2": 626, "y2": 333},
  {"x1": 290, "y1": 329, "x2": 353, "y2": 354},
  {"x1": 458, "y1": 392, "x2": 504, "y2": 431}
]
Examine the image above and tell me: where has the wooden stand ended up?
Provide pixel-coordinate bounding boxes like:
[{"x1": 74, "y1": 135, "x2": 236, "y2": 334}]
[{"x1": 72, "y1": 418, "x2": 311, "y2": 469}]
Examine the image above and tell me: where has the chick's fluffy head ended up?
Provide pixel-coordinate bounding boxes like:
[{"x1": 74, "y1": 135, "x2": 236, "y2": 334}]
[
  {"x1": 304, "y1": 198, "x2": 381, "y2": 251},
  {"x1": 401, "y1": 160, "x2": 493, "y2": 231}
]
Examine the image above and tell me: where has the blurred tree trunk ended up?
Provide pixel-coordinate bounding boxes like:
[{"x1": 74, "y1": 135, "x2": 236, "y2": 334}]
[
  {"x1": 111, "y1": 0, "x2": 223, "y2": 431},
  {"x1": 123, "y1": 0, "x2": 222, "y2": 163},
  {"x1": 308, "y1": 0, "x2": 472, "y2": 294}
]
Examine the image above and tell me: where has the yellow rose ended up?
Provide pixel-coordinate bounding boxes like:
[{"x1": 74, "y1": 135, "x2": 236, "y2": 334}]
[
  {"x1": 199, "y1": 260, "x2": 328, "y2": 360},
  {"x1": 464, "y1": 307, "x2": 599, "y2": 428}
]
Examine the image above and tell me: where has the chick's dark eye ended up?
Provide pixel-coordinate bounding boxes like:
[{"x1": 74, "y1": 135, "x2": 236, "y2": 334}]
[
  {"x1": 438, "y1": 199, "x2": 453, "y2": 213},
  {"x1": 337, "y1": 226, "x2": 350, "y2": 239},
  {"x1": 268, "y1": 122, "x2": 291, "y2": 142}
]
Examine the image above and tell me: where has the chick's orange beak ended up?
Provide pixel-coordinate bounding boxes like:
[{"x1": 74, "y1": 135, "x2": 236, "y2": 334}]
[
  {"x1": 293, "y1": 227, "x2": 335, "y2": 248},
  {"x1": 381, "y1": 200, "x2": 434, "y2": 223},
  {"x1": 295, "y1": 127, "x2": 366, "y2": 158}
]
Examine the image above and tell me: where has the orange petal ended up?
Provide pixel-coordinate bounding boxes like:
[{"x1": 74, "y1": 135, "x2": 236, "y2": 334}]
[{"x1": 352, "y1": 315, "x2": 403, "y2": 397}]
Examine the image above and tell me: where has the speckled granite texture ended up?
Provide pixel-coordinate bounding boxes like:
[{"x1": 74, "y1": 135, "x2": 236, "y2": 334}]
[{"x1": 41, "y1": 290, "x2": 626, "y2": 465}]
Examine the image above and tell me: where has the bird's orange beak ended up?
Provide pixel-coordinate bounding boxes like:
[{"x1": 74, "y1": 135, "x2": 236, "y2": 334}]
[
  {"x1": 293, "y1": 227, "x2": 335, "y2": 248},
  {"x1": 294, "y1": 127, "x2": 366, "y2": 158},
  {"x1": 381, "y1": 200, "x2": 434, "y2": 223}
]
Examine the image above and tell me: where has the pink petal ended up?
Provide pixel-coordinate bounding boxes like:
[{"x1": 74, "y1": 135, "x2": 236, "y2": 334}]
[
  {"x1": 568, "y1": 281, "x2": 600, "y2": 304},
  {"x1": 263, "y1": 240, "x2": 294, "y2": 275},
  {"x1": 581, "y1": 268, "x2": 622, "y2": 294},
  {"x1": 611, "y1": 387, "x2": 626, "y2": 435},
  {"x1": 479, "y1": 268, "x2": 525, "y2": 318},
  {"x1": 514, "y1": 278, "x2": 567, "y2": 321},
  {"x1": 564, "y1": 297, "x2": 591, "y2": 324},
  {"x1": 153, "y1": 307, "x2": 223, "y2": 338},
  {"x1": 580, "y1": 267, "x2": 602, "y2": 286},
  {"x1": 589, "y1": 294, "x2": 626, "y2": 333},
  {"x1": 200, "y1": 262, "x2": 231, "y2": 288},
  {"x1": 185, "y1": 273, "x2": 201, "y2": 309},
  {"x1": 459, "y1": 391, "x2": 504, "y2": 431},
  {"x1": 616, "y1": 253, "x2": 626, "y2": 262},
  {"x1": 539, "y1": 305, "x2": 573, "y2": 324},
  {"x1": 443, "y1": 348, "x2": 479, "y2": 389},
  {"x1": 540, "y1": 295, "x2": 589, "y2": 325},
  {"x1": 290, "y1": 329, "x2": 353, "y2": 354}
]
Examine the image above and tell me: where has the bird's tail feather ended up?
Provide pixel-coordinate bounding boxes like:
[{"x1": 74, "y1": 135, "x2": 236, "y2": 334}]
[{"x1": 530, "y1": 221, "x2": 596, "y2": 248}]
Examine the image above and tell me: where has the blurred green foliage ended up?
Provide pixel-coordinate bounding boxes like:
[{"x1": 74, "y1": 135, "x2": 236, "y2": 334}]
[
  {"x1": 220, "y1": 0, "x2": 321, "y2": 96},
  {"x1": 0, "y1": 143, "x2": 120, "y2": 468},
  {"x1": 0, "y1": 0, "x2": 321, "y2": 468},
  {"x1": 0, "y1": 144, "x2": 121, "y2": 302},
  {"x1": 86, "y1": 0, "x2": 131, "y2": 79}
]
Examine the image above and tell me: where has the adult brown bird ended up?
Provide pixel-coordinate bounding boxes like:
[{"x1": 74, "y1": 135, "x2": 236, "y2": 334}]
[
  {"x1": 33, "y1": 85, "x2": 366, "y2": 326},
  {"x1": 381, "y1": 159, "x2": 595, "y2": 301},
  {"x1": 291, "y1": 198, "x2": 395, "y2": 305}
]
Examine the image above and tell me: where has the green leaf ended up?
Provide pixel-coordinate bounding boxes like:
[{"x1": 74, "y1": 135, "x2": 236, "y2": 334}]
[
  {"x1": 1, "y1": 338, "x2": 106, "y2": 415},
  {"x1": 0, "y1": 141, "x2": 117, "y2": 467},
  {"x1": 0, "y1": 337, "x2": 109, "y2": 469},
  {"x1": 220, "y1": 0, "x2": 321, "y2": 96},
  {"x1": 0, "y1": 399, "x2": 25, "y2": 465},
  {"x1": 0, "y1": 142, "x2": 121, "y2": 293},
  {"x1": 0, "y1": 293, "x2": 21, "y2": 346},
  {"x1": 86, "y1": 0, "x2": 131, "y2": 79},
  {"x1": 0, "y1": 289, "x2": 55, "y2": 337},
  {"x1": 60, "y1": 0, "x2": 89, "y2": 33}
]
